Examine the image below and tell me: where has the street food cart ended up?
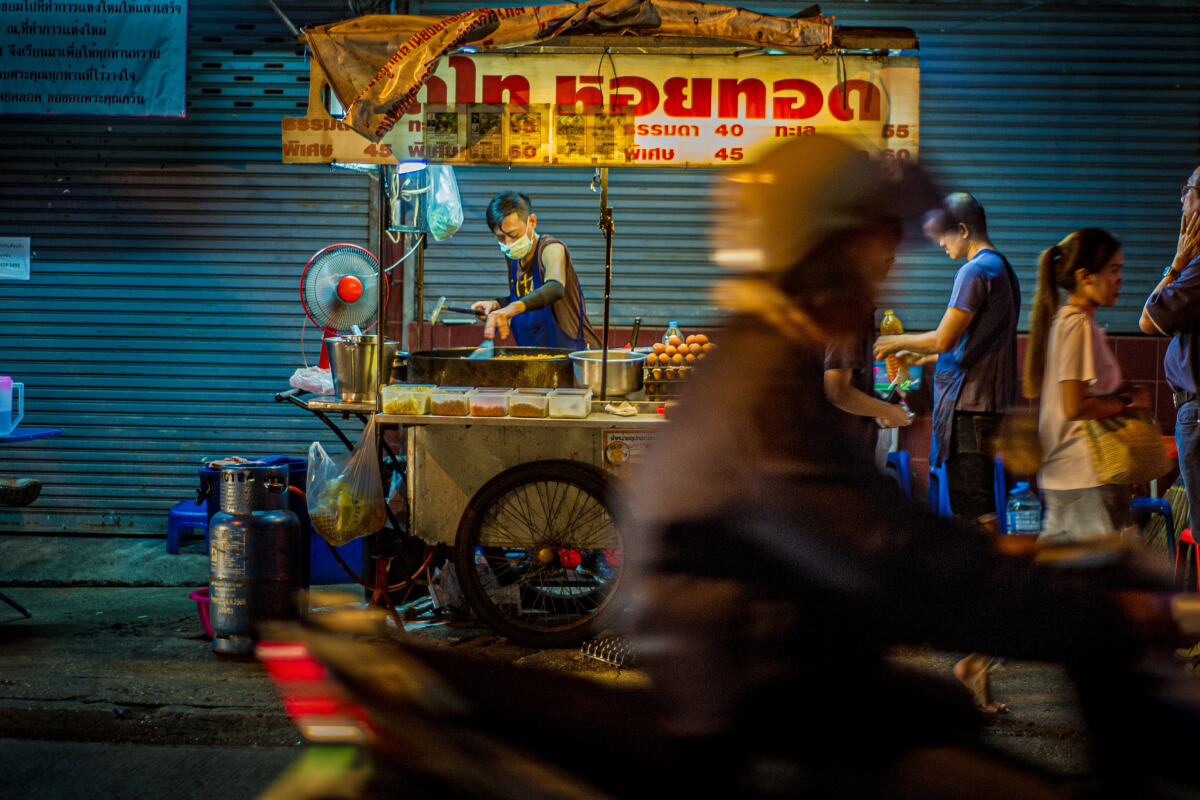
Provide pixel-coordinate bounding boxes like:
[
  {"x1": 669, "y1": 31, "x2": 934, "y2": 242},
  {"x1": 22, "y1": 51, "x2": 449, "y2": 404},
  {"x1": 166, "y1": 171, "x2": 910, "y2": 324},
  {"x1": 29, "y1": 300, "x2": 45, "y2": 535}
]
[{"x1": 279, "y1": 0, "x2": 920, "y2": 646}]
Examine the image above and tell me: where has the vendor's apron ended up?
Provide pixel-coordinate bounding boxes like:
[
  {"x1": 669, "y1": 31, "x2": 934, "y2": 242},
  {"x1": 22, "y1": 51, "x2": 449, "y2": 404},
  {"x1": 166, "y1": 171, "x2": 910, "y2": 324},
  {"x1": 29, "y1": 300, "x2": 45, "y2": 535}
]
[{"x1": 508, "y1": 245, "x2": 587, "y2": 350}]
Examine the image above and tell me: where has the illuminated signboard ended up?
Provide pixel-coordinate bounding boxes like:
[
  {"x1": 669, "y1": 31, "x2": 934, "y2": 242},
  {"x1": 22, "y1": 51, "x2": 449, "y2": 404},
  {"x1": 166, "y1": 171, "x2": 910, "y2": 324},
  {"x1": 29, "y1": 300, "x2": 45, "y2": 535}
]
[{"x1": 283, "y1": 52, "x2": 919, "y2": 167}]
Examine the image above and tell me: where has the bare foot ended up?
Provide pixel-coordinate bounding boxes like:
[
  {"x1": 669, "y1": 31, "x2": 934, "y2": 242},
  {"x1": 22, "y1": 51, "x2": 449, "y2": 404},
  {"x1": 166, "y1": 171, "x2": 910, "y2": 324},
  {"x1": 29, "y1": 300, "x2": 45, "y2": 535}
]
[{"x1": 954, "y1": 653, "x2": 1007, "y2": 714}]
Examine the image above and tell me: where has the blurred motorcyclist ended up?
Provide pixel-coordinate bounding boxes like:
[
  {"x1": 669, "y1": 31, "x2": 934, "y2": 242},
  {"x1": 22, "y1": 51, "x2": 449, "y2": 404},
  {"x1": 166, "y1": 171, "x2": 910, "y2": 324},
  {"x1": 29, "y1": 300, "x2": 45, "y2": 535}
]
[{"x1": 624, "y1": 135, "x2": 1187, "y2": 799}]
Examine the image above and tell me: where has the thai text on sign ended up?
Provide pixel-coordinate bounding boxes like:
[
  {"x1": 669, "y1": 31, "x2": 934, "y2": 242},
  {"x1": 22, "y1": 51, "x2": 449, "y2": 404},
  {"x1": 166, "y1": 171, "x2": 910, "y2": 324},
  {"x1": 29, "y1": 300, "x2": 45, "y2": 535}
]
[
  {"x1": 0, "y1": 0, "x2": 188, "y2": 117},
  {"x1": 282, "y1": 52, "x2": 918, "y2": 168}
]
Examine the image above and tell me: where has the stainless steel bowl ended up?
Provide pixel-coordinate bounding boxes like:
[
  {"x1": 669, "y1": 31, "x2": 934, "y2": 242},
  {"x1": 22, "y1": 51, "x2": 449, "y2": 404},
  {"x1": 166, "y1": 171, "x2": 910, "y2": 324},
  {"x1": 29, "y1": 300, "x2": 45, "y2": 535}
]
[{"x1": 568, "y1": 350, "x2": 648, "y2": 396}]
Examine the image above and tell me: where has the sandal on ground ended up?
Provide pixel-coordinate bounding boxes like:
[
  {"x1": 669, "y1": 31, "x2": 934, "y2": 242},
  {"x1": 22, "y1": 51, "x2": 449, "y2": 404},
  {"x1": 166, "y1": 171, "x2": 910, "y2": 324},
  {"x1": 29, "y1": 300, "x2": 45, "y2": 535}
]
[
  {"x1": 955, "y1": 654, "x2": 1008, "y2": 715},
  {"x1": 0, "y1": 478, "x2": 42, "y2": 507}
]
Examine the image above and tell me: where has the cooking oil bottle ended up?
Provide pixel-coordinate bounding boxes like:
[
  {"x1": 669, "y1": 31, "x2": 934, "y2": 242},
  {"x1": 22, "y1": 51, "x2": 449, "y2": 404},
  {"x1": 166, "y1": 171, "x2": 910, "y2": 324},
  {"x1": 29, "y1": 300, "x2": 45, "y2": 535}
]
[{"x1": 880, "y1": 310, "x2": 903, "y2": 383}]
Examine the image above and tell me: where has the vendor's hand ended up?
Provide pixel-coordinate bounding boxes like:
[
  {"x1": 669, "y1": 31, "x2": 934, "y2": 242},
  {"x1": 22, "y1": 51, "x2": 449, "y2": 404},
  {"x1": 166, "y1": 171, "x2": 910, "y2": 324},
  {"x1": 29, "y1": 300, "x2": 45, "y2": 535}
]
[
  {"x1": 483, "y1": 303, "x2": 523, "y2": 340},
  {"x1": 1128, "y1": 385, "x2": 1153, "y2": 412},
  {"x1": 877, "y1": 402, "x2": 913, "y2": 429},
  {"x1": 471, "y1": 300, "x2": 500, "y2": 316},
  {"x1": 1175, "y1": 210, "x2": 1200, "y2": 271},
  {"x1": 874, "y1": 335, "x2": 902, "y2": 360},
  {"x1": 897, "y1": 350, "x2": 926, "y2": 367}
]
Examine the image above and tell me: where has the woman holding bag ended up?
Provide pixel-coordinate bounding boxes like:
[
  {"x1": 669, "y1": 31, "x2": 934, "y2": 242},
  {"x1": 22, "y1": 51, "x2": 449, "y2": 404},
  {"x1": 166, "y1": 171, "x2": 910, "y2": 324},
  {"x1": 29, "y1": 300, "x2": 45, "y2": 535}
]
[{"x1": 1023, "y1": 228, "x2": 1152, "y2": 543}]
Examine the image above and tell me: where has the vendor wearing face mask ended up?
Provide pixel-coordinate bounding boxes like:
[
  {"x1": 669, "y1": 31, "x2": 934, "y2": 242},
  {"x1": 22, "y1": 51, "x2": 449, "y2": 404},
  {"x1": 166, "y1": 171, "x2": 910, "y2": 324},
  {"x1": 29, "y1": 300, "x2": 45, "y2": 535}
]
[{"x1": 470, "y1": 191, "x2": 601, "y2": 349}]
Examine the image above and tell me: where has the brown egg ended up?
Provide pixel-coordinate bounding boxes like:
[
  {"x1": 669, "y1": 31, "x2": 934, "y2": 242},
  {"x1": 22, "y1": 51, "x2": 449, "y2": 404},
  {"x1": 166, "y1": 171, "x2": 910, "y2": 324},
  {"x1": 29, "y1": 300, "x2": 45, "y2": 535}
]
[
  {"x1": 685, "y1": 334, "x2": 696, "y2": 345},
  {"x1": 668, "y1": 335, "x2": 682, "y2": 347},
  {"x1": 652, "y1": 368, "x2": 662, "y2": 380},
  {"x1": 695, "y1": 334, "x2": 709, "y2": 345},
  {"x1": 697, "y1": 352, "x2": 707, "y2": 361},
  {"x1": 652, "y1": 342, "x2": 665, "y2": 355},
  {"x1": 665, "y1": 345, "x2": 678, "y2": 357},
  {"x1": 671, "y1": 353, "x2": 683, "y2": 366},
  {"x1": 658, "y1": 353, "x2": 671, "y2": 366},
  {"x1": 685, "y1": 353, "x2": 696, "y2": 365},
  {"x1": 702, "y1": 342, "x2": 715, "y2": 353},
  {"x1": 665, "y1": 368, "x2": 676, "y2": 380},
  {"x1": 689, "y1": 343, "x2": 703, "y2": 355}
]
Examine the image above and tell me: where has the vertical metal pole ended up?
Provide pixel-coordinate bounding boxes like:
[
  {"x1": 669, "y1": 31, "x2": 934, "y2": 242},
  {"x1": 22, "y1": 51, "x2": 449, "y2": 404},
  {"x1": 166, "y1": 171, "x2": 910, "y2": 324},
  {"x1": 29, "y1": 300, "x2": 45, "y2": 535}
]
[
  {"x1": 598, "y1": 167, "x2": 613, "y2": 402},
  {"x1": 414, "y1": 238, "x2": 425, "y2": 352},
  {"x1": 376, "y1": 166, "x2": 388, "y2": 413}
]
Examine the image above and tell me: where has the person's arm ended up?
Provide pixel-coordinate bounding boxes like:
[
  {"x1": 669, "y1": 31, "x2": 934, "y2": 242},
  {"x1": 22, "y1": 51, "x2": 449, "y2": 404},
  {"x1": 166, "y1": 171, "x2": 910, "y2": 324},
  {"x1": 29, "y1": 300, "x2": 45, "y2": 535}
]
[
  {"x1": 874, "y1": 306, "x2": 974, "y2": 359},
  {"x1": 823, "y1": 369, "x2": 912, "y2": 428},
  {"x1": 1060, "y1": 380, "x2": 1151, "y2": 420},
  {"x1": 1141, "y1": 209, "x2": 1200, "y2": 335},
  {"x1": 483, "y1": 242, "x2": 569, "y2": 340}
]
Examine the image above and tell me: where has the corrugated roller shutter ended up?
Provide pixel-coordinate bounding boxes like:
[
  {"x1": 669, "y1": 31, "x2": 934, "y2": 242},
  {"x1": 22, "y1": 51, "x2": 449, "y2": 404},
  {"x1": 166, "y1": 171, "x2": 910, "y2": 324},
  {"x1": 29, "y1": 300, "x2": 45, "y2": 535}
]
[
  {"x1": 422, "y1": 166, "x2": 720, "y2": 328},
  {"x1": 0, "y1": 0, "x2": 369, "y2": 535},
  {"x1": 413, "y1": 0, "x2": 1200, "y2": 332}
]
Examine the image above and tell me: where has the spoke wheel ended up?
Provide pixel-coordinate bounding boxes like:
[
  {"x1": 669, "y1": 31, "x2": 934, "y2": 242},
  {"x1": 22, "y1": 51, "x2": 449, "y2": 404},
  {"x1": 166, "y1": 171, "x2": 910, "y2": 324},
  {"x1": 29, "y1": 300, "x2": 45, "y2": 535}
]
[{"x1": 453, "y1": 461, "x2": 625, "y2": 647}]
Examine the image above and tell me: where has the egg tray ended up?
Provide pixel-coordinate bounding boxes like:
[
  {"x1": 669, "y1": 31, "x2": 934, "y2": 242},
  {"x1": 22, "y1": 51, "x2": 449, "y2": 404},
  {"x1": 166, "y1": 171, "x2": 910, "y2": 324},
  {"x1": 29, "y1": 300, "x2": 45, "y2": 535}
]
[{"x1": 643, "y1": 366, "x2": 693, "y2": 401}]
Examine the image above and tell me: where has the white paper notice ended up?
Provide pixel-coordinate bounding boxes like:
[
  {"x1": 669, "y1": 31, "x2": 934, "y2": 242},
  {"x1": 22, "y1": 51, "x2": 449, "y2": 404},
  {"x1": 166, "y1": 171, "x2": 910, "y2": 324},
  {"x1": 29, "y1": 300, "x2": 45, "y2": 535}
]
[{"x1": 0, "y1": 238, "x2": 30, "y2": 281}]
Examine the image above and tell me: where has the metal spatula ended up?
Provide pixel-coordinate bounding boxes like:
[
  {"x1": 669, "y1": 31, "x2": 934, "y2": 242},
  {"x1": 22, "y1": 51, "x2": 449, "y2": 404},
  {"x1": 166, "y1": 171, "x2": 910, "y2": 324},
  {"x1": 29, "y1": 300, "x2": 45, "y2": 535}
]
[{"x1": 466, "y1": 339, "x2": 494, "y2": 360}]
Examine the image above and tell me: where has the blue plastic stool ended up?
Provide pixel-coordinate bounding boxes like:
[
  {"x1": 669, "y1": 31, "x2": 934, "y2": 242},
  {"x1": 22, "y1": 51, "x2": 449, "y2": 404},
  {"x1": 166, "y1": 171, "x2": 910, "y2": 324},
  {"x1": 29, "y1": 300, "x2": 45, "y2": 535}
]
[
  {"x1": 928, "y1": 462, "x2": 952, "y2": 517},
  {"x1": 885, "y1": 450, "x2": 911, "y2": 496},
  {"x1": 928, "y1": 455, "x2": 1008, "y2": 527},
  {"x1": 1131, "y1": 495, "x2": 1176, "y2": 554},
  {"x1": 167, "y1": 500, "x2": 208, "y2": 554}
]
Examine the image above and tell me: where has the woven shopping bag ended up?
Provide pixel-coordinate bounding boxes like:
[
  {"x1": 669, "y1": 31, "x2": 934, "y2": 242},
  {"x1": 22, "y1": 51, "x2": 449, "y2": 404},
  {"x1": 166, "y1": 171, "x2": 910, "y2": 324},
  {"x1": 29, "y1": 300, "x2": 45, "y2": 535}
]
[{"x1": 1083, "y1": 410, "x2": 1172, "y2": 485}]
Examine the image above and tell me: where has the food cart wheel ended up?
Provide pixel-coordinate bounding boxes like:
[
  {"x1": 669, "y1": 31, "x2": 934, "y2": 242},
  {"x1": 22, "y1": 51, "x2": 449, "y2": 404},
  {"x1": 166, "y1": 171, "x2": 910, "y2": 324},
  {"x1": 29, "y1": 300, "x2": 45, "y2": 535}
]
[{"x1": 453, "y1": 460, "x2": 625, "y2": 648}]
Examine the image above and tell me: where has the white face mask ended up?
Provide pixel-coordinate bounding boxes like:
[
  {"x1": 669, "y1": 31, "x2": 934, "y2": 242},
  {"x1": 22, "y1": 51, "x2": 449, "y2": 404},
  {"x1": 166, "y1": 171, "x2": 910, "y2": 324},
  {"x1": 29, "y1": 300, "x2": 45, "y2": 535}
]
[{"x1": 498, "y1": 228, "x2": 535, "y2": 260}]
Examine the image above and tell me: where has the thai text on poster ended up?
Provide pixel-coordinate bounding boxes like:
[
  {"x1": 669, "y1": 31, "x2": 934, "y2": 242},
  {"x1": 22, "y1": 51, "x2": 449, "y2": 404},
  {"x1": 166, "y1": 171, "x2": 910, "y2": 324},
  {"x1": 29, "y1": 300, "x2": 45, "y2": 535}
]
[{"x1": 0, "y1": 0, "x2": 188, "y2": 116}]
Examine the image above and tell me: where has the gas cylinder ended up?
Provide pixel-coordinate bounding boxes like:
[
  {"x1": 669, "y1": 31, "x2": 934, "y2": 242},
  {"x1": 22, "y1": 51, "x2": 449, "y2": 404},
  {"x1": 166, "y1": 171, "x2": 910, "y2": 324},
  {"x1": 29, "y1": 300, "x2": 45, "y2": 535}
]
[{"x1": 208, "y1": 464, "x2": 305, "y2": 656}]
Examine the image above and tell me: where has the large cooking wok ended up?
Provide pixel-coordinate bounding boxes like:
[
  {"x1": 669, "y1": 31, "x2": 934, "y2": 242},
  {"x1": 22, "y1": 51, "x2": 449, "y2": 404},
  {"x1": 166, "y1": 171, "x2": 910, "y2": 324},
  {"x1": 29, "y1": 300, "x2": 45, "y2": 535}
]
[{"x1": 406, "y1": 347, "x2": 575, "y2": 388}]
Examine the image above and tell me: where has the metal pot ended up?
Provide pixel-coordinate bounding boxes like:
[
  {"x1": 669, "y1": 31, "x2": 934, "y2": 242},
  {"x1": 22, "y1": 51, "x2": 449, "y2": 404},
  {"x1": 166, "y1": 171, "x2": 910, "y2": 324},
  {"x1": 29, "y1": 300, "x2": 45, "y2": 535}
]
[
  {"x1": 324, "y1": 335, "x2": 400, "y2": 402},
  {"x1": 406, "y1": 347, "x2": 575, "y2": 388},
  {"x1": 391, "y1": 350, "x2": 409, "y2": 384},
  {"x1": 569, "y1": 350, "x2": 647, "y2": 396}
]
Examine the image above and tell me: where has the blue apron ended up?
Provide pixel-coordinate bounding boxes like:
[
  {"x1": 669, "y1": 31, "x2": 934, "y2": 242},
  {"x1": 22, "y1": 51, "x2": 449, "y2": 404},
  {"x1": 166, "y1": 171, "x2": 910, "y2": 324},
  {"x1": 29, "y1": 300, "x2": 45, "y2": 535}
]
[{"x1": 508, "y1": 246, "x2": 587, "y2": 350}]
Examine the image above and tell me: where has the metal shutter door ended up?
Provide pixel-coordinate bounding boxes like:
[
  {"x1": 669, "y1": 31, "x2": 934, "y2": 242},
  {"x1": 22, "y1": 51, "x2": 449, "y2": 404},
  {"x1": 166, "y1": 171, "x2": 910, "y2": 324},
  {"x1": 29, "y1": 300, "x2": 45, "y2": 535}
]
[{"x1": 0, "y1": 0, "x2": 369, "y2": 535}]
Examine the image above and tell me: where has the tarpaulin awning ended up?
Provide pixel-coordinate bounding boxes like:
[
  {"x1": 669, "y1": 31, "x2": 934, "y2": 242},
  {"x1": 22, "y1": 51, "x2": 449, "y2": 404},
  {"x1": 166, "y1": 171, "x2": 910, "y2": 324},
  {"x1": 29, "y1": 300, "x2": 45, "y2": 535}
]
[{"x1": 303, "y1": 0, "x2": 835, "y2": 141}]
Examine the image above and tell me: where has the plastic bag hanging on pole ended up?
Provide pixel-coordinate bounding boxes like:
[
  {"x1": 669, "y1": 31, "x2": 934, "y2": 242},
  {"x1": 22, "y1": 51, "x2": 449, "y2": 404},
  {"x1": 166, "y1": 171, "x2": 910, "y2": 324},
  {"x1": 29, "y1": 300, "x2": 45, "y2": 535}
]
[
  {"x1": 306, "y1": 418, "x2": 388, "y2": 545},
  {"x1": 427, "y1": 165, "x2": 463, "y2": 241}
]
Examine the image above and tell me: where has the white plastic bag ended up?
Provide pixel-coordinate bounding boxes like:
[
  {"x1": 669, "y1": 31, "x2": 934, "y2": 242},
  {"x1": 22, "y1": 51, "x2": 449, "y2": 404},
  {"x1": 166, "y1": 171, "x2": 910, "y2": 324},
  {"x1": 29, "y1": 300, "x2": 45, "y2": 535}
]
[
  {"x1": 290, "y1": 365, "x2": 334, "y2": 395},
  {"x1": 306, "y1": 419, "x2": 387, "y2": 546},
  {"x1": 426, "y1": 165, "x2": 463, "y2": 241}
]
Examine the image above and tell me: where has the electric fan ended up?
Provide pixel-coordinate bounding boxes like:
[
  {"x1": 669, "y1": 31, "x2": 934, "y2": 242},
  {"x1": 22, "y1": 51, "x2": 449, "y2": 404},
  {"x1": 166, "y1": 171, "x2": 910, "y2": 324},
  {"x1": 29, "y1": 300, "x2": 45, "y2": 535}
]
[{"x1": 300, "y1": 243, "x2": 390, "y2": 368}]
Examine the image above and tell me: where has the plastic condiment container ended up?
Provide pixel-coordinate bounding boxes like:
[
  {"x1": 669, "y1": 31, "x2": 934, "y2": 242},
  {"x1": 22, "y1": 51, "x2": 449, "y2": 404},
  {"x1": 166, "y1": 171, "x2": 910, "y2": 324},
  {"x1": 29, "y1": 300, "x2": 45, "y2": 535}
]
[
  {"x1": 469, "y1": 387, "x2": 511, "y2": 417},
  {"x1": 430, "y1": 386, "x2": 472, "y2": 416},
  {"x1": 507, "y1": 388, "x2": 551, "y2": 418},
  {"x1": 549, "y1": 388, "x2": 592, "y2": 419},
  {"x1": 381, "y1": 383, "x2": 434, "y2": 415}
]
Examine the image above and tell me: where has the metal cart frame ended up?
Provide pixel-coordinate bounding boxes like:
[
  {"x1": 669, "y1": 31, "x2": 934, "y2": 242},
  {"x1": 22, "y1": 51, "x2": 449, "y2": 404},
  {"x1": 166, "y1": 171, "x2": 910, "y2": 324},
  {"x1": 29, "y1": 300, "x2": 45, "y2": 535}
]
[{"x1": 278, "y1": 387, "x2": 664, "y2": 645}]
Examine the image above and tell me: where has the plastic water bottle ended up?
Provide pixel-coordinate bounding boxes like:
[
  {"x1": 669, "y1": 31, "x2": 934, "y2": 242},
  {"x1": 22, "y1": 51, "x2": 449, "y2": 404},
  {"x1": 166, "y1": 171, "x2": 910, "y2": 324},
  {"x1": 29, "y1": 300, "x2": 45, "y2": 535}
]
[
  {"x1": 663, "y1": 320, "x2": 684, "y2": 346},
  {"x1": 1005, "y1": 482, "x2": 1042, "y2": 535}
]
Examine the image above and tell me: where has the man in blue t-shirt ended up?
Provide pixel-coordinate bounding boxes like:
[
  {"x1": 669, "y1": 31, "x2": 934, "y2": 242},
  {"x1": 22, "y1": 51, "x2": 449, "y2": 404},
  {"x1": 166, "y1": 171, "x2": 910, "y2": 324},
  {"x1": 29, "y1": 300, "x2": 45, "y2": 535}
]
[
  {"x1": 875, "y1": 192, "x2": 1020, "y2": 528},
  {"x1": 1139, "y1": 165, "x2": 1200, "y2": 550},
  {"x1": 875, "y1": 193, "x2": 1020, "y2": 714}
]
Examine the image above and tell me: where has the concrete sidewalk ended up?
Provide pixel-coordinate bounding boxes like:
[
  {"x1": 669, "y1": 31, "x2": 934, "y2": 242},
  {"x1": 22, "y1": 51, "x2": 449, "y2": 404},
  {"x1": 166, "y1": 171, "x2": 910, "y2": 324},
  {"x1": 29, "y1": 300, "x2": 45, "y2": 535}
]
[
  {"x1": 0, "y1": 533, "x2": 211, "y2": 587},
  {"x1": 0, "y1": 534, "x2": 1097, "y2": 784},
  {"x1": 0, "y1": 534, "x2": 637, "y2": 748}
]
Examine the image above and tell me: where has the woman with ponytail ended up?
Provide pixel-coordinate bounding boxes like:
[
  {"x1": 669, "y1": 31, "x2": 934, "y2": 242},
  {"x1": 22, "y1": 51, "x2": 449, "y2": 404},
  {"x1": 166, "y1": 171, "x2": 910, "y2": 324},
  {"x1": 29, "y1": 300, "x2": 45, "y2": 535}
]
[{"x1": 1022, "y1": 228, "x2": 1151, "y2": 541}]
